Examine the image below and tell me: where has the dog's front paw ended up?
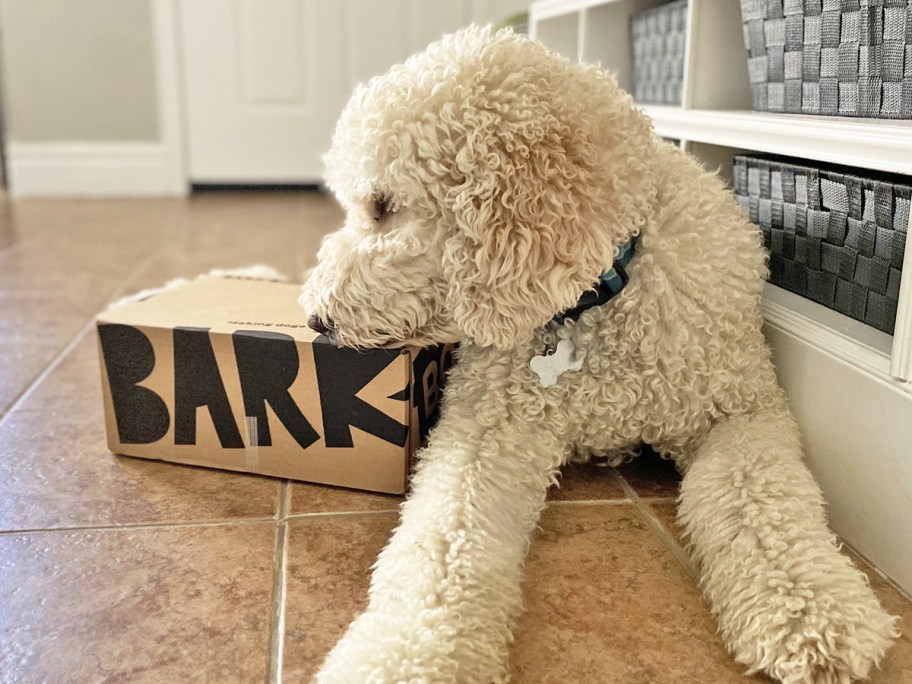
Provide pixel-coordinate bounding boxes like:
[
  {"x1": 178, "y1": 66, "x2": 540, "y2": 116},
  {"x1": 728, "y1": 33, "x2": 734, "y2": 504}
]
[
  {"x1": 316, "y1": 607, "x2": 512, "y2": 684},
  {"x1": 725, "y1": 567, "x2": 899, "y2": 684},
  {"x1": 314, "y1": 610, "x2": 461, "y2": 684}
]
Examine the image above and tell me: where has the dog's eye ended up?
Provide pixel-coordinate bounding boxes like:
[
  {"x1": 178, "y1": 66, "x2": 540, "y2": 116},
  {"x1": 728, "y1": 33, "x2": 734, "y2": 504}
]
[{"x1": 371, "y1": 192, "x2": 393, "y2": 223}]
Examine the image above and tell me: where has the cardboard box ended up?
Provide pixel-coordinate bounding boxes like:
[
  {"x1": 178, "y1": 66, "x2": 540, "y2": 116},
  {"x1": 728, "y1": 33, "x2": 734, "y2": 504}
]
[{"x1": 96, "y1": 276, "x2": 454, "y2": 494}]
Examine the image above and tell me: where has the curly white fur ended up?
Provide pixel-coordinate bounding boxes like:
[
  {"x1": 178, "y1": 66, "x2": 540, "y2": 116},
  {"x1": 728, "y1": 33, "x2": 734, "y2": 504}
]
[{"x1": 302, "y1": 26, "x2": 898, "y2": 684}]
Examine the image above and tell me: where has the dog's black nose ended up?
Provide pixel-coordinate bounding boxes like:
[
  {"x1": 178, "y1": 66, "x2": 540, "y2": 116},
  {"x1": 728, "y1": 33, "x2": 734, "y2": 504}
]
[{"x1": 307, "y1": 313, "x2": 332, "y2": 334}]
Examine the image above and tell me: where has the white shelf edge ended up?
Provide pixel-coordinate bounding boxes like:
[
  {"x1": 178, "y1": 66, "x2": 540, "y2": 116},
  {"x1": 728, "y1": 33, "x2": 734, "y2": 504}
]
[
  {"x1": 680, "y1": 0, "x2": 697, "y2": 109},
  {"x1": 530, "y1": 0, "x2": 615, "y2": 23},
  {"x1": 640, "y1": 104, "x2": 686, "y2": 118},
  {"x1": 889, "y1": 209, "x2": 912, "y2": 381},
  {"x1": 642, "y1": 107, "x2": 912, "y2": 176},
  {"x1": 760, "y1": 283, "x2": 912, "y2": 394},
  {"x1": 577, "y1": 8, "x2": 587, "y2": 63}
]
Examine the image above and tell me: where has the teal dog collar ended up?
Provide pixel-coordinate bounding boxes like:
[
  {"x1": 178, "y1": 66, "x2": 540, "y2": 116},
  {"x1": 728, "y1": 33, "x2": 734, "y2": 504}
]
[{"x1": 551, "y1": 235, "x2": 638, "y2": 325}]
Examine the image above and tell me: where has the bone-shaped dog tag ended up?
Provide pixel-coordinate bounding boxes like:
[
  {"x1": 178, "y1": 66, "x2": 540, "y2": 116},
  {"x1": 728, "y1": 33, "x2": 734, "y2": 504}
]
[{"x1": 530, "y1": 339, "x2": 583, "y2": 388}]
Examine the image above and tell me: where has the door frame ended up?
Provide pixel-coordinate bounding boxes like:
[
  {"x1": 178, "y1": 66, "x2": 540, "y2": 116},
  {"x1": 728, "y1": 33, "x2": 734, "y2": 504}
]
[{"x1": 151, "y1": 0, "x2": 188, "y2": 195}]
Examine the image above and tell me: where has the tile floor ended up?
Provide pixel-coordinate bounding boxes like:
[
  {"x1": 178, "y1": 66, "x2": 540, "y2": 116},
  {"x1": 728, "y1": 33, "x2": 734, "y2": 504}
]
[{"x1": 0, "y1": 190, "x2": 909, "y2": 683}]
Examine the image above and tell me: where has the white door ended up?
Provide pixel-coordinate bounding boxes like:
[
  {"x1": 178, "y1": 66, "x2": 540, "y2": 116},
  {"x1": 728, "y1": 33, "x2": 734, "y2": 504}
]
[{"x1": 178, "y1": 0, "x2": 472, "y2": 184}]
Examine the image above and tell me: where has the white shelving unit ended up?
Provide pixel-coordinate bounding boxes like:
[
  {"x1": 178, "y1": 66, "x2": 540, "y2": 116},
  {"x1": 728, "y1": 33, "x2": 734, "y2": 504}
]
[{"x1": 531, "y1": 0, "x2": 912, "y2": 594}]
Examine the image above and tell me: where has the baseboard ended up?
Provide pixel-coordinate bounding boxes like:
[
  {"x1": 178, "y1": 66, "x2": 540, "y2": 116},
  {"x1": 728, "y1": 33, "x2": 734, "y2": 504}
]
[
  {"x1": 764, "y1": 324, "x2": 912, "y2": 596},
  {"x1": 6, "y1": 142, "x2": 187, "y2": 198}
]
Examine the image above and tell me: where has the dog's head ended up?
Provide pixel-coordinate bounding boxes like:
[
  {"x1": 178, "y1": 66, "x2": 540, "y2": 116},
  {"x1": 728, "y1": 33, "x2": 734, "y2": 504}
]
[{"x1": 302, "y1": 26, "x2": 656, "y2": 350}]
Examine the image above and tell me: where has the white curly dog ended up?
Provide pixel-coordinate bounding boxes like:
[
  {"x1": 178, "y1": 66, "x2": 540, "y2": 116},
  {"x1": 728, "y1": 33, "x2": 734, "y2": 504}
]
[{"x1": 302, "y1": 26, "x2": 898, "y2": 684}]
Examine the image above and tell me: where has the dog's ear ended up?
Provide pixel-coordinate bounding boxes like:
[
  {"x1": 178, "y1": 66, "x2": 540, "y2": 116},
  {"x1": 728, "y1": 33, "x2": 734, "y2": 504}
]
[
  {"x1": 441, "y1": 148, "x2": 613, "y2": 349},
  {"x1": 432, "y1": 31, "x2": 657, "y2": 350},
  {"x1": 440, "y1": 112, "x2": 614, "y2": 350}
]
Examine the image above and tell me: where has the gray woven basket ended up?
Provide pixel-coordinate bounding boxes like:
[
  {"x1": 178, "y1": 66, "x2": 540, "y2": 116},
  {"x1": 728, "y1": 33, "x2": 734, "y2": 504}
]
[
  {"x1": 734, "y1": 154, "x2": 909, "y2": 333},
  {"x1": 630, "y1": 0, "x2": 688, "y2": 105},
  {"x1": 739, "y1": 0, "x2": 912, "y2": 118}
]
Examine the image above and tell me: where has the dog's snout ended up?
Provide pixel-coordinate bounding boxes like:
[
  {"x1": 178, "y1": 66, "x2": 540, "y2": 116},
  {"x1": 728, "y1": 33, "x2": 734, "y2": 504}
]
[{"x1": 307, "y1": 313, "x2": 333, "y2": 334}]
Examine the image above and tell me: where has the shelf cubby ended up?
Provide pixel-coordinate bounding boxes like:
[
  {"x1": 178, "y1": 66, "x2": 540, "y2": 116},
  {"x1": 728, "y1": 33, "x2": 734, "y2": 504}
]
[
  {"x1": 530, "y1": 0, "x2": 912, "y2": 384},
  {"x1": 530, "y1": 0, "x2": 912, "y2": 596}
]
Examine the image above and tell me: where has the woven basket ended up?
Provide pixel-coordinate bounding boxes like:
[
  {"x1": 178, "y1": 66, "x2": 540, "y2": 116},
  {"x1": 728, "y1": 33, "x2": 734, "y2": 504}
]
[
  {"x1": 733, "y1": 154, "x2": 909, "y2": 333},
  {"x1": 630, "y1": 0, "x2": 689, "y2": 105},
  {"x1": 739, "y1": 0, "x2": 912, "y2": 118}
]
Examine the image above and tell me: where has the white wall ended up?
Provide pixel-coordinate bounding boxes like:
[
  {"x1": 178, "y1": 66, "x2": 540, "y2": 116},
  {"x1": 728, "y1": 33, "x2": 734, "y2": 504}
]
[
  {"x1": 765, "y1": 325, "x2": 912, "y2": 593},
  {"x1": 0, "y1": 0, "x2": 529, "y2": 148},
  {"x1": 0, "y1": 0, "x2": 158, "y2": 143},
  {"x1": 0, "y1": 0, "x2": 184, "y2": 196},
  {"x1": 0, "y1": 0, "x2": 531, "y2": 196}
]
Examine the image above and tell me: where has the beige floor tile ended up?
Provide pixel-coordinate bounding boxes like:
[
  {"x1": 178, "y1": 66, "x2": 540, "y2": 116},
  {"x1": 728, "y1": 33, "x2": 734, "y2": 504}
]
[
  {"x1": 282, "y1": 513, "x2": 398, "y2": 681},
  {"x1": 0, "y1": 293, "x2": 123, "y2": 416},
  {"x1": 646, "y1": 502, "x2": 912, "y2": 682},
  {"x1": 0, "y1": 291, "x2": 96, "y2": 344},
  {"x1": 10, "y1": 329, "x2": 113, "y2": 419},
  {"x1": 280, "y1": 506, "x2": 751, "y2": 683},
  {"x1": 0, "y1": 191, "x2": 340, "y2": 411},
  {"x1": 0, "y1": 200, "x2": 182, "y2": 416},
  {"x1": 0, "y1": 213, "x2": 164, "y2": 297},
  {"x1": 0, "y1": 522, "x2": 276, "y2": 682},
  {"x1": 287, "y1": 451, "x2": 633, "y2": 516},
  {"x1": 0, "y1": 191, "x2": 344, "y2": 529},
  {"x1": 548, "y1": 461, "x2": 627, "y2": 502},
  {"x1": 0, "y1": 194, "x2": 15, "y2": 252},
  {"x1": 0, "y1": 336, "x2": 281, "y2": 531},
  {"x1": 285, "y1": 455, "x2": 630, "y2": 517},
  {"x1": 648, "y1": 500, "x2": 686, "y2": 547},
  {"x1": 289, "y1": 482, "x2": 403, "y2": 515},
  {"x1": 0, "y1": 197, "x2": 184, "y2": 262},
  {"x1": 2, "y1": 191, "x2": 910, "y2": 684},
  {"x1": 121, "y1": 192, "x2": 341, "y2": 293},
  {"x1": 282, "y1": 505, "x2": 912, "y2": 684},
  {"x1": 0, "y1": 327, "x2": 105, "y2": 421},
  {"x1": 510, "y1": 504, "x2": 758, "y2": 683},
  {"x1": 0, "y1": 339, "x2": 62, "y2": 416},
  {"x1": 843, "y1": 551, "x2": 912, "y2": 683}
]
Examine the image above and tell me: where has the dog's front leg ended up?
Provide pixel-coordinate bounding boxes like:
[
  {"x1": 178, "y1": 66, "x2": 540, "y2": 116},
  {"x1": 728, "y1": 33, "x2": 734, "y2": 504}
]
[
  {"x1": 678, "y1": 400, "x2": 898, "y2": 683},
  {"x1": 315, "y1": 402, "x2": 562, "y2": 684}
]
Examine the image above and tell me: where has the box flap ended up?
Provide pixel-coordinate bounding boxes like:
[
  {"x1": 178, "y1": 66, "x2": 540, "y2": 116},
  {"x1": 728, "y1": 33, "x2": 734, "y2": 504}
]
[{"x1": 97, "y1": 277, "x2": 319, "y2": 342}]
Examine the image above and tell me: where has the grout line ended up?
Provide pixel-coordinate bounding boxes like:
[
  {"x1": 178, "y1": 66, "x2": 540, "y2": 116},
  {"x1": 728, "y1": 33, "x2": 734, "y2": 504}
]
[
  {"x1": 278, "y1": 480, "x2": 291, "y2": 520},
  {"x1": 636, "y1": 496, "x2": 680, "y2": 504},
  {"x1": 281, "y1": 508, "x2": 400, "y2": 523},
  {"x1": 274, "y1": 480, "x2": 288, "y2": 521},
  {"x1": 546, "y1": 495, "x2": 680, "y2": 507},
  {"x1": 615, "y1": 472, "x2": 701, "y2": 586},
  {"x1": 0, "y1": 516, "x2": 278, "y2": 536},
  {"x1": 0, "y1": 248, "x2": 165, "y2": 427},
  {"x1": 275, "y1": 496, "x2": 675, "y2": 520},
  {"x1": 267, "y1": 482, "x2": 292, "y2": 684},
  {"x1": 275, "y1": 496, "x2": 674, "y2": 520},
  {"x1": 839, "y1": 538, "x2": 912, "y2": 604},
  {"x1": 0, "y1": 318, "x2": 96, "y2": 424},
  {"x1": 546, "y1": 498, "x2": 634, "y2": 507}
]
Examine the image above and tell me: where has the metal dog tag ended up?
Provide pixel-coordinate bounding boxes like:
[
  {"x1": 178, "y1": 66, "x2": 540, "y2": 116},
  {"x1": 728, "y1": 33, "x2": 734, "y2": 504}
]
[{"x1": 530, "y1": 339, "x2": 583, "y2": 388}]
